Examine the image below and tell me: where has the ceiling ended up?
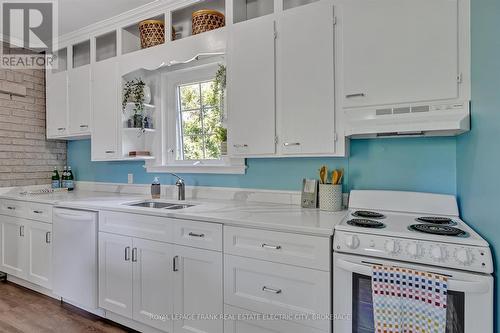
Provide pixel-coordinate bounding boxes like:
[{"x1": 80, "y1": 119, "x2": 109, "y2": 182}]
[{"x1": 58, "y1": 0, "x2": 158, "y2": 35}]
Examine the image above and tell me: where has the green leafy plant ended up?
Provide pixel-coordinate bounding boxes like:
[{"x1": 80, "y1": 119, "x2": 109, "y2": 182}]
[
  {"x1": 214, "y1": 64, "x2": 226, "y2": 92},
  {"x1": 215, "y1": 127, "x2": 227, "y2": 142},
  {"x1": 122, "y1": 78, "x2": 146, "y2": 115}
]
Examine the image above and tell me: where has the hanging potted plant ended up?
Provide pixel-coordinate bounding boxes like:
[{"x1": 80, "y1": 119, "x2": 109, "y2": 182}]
[
  {"x1": 122, "y1": 78, "x2": 151, "y2": 129},
  {"x1": 215, "y1": 127, "x2": 228, "y2": 156}
]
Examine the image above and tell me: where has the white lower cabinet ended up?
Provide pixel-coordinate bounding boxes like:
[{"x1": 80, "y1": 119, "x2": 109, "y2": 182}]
[
  {"x1": 132, "y1": 238, "x2": 174, "y2": 332},
  {"x1": 98, "y1": 233, "x2": 134, "y2": 318},
  {"x1": 99, "y1": 230, "x2": 223, "y2": 333},
  {"x1": 173, "y1": 245, "x2": 223, "y2": 333},
  {"x1": 27, "y1": 221, "x2": 52, "y2": 289},
  {"x1": 224, "y1": 305, "x2": 326, "y2": 333},
  {"x1": 224, "y1": 254, "x2": 330, "y2": 332},
  {"x1": 0, "y1": 216, "x2": 52, "y2": 288},
  {"x1": 0, "y1": 216, "x2": 28, "y2": 278}
]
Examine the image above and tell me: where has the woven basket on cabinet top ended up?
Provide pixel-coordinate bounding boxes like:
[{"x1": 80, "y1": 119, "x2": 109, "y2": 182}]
[
  {"x1": 138, "y1": 19, "x2": 165, "y2": 49},
  {"x1": 192, "y1": 10, "x2": 225, "y2": 35}
]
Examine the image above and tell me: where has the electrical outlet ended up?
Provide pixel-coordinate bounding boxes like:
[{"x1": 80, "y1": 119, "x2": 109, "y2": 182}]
[{"x1": 128, "y1": 174, "x2": 134, "y2": 184}]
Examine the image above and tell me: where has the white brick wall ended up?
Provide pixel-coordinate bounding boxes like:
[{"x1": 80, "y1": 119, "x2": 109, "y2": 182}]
[{"x1": 0, "y1": 47, "x2": 67, "y2": 187}]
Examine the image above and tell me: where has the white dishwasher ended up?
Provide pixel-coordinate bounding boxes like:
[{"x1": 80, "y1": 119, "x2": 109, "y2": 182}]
[{"x1": 53, "y1": 208, "x2": 98, "y2": 310}]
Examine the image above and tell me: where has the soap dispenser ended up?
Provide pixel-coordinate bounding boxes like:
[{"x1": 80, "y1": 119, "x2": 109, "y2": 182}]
[{"x1": 151, "y1": 177, "x2": 161, "y2": 199}]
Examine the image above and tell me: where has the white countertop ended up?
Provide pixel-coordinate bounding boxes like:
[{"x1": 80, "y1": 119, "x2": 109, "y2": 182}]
[{"x1": 0, "y1": 188, "x2": 346, "y2": 236}]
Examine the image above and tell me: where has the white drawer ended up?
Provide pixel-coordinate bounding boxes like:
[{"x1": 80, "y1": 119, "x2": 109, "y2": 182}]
[
  {"x1": 224, "y1": 255, "x2": 330, "y2": 331},
  {"x1": 25, "y1": 202, "x2": 52, "y2": 223},
  {"x1": 224, "y1": 226, "x2": 330, "y2": 271},
  {"x1": 224, "y1": 305, "x2": 328, "y2": 333},
  {"x1": 0, "y1": 199, "x2": 25, "y2": 217},
  {"x1": 173, "y1": 219, "x2": 222, "y2": 251},
  {"x1": 99, "y1": 211, "x2": 174, "y2": 243}
]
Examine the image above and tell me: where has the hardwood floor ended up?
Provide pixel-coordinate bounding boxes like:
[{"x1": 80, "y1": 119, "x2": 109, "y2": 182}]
[{"x1": 0, "y1": 282, "x2": 134, "y2": 333}]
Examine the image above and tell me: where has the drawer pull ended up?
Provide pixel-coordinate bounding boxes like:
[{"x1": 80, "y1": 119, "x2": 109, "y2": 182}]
[
  {"x1": 346, "y1": 93, "x2": 366, "y2": 98},
  {"x1": 45, "y1": 232, "x2": 51, "y2": 244},
  {"x1": 33, "y1": 210, "x2": 44, "y2": 214},
  {"x1": 283, "y1": 142, "x2": 301, "y2": 147},
  {"x1": 105, "y1": 150, "x2": 116, "y2": 154},
  {"x1": 124, "y1": 247, "x2": 131, "y2": 261},
  {"x1": 7, "y1": 206, "x2": 16, "y2": 210},
  {"x1": 57, "y1": 127, "x2": 66, "y2": 131},
  {"x1": 79, "y1": 124, "x2": 89, "y2": 128},
  {"x1": 188, "y1": 232, "x2": 205, "y2": 238},
  {"x1": 132, "y1": 248, "x2": 137, "y2": 262},
  {"x1": 262, "y1": 286, "x2": 282, "y2": 294},
  {"x1": 261, "y1": 243, "x2": 282, "y2": 250},
  {"x1": 233, "y1": 144, "x2": 248, "y2": 148},
  {"x1": 19, "y1": 226, "x2": 24, "y2": 237},
  {"x1": 173, "y1": 255, "x2": 179, "y2": 272}
]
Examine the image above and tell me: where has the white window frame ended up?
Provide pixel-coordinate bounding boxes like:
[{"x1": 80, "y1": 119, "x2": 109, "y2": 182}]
[{"x1": 146, "y1": 63, "x2": 246, "y2": 175}]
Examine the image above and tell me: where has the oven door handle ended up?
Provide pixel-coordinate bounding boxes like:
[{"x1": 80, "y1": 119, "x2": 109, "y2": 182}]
[{"x1": 336, "y1": 259, "x2": 491, "y2": 294}]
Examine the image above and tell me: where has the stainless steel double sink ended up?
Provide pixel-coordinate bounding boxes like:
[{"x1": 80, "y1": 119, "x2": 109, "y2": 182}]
[{"x1": 127, "y1": 201, "x2": 195, "y2": 210}]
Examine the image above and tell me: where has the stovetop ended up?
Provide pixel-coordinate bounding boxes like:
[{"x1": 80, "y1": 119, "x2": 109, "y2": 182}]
[
  {"x1": 336, "y1": 209, "x2": 487, "y2": 247},
  {"x1": 333, "y1": 191, "x2": 493, "y2": 274}
]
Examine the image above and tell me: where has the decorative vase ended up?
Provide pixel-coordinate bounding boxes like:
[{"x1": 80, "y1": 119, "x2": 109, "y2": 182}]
[
  {"x1": 132, "y1": 114, "x2": 144, "y2": 128},
  {"x1": 319, "y1": 184, "x2": 343, "y2": 211},
  {"x1": 220, "y1": 141, "x2": 228, "y2": 156}
]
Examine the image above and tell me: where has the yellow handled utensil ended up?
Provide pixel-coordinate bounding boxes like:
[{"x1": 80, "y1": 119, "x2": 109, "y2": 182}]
[
  {"x1": 332, "y1": 170, "x2": 340, "y2": 185},
  {"x1": 319, "y1": 165, "x2": 328, "y2": 184}
]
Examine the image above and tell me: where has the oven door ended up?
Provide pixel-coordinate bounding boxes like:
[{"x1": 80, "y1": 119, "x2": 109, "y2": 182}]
[{"x1": 333, "y1": 253, "x2": 493, "y2": 333}]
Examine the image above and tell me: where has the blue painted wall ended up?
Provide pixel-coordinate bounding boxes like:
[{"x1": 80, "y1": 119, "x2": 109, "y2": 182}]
[
  {"x1": 457, "y1": 0, "x2": 500, "y2": 328},
  {"x1": 68, "y1": 137, "x2": 457, "y2": 194}
]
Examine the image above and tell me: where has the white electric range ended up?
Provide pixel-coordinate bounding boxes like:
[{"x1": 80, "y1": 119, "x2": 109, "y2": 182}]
[{"x1": 333, "y1": 190, "x2": 493, "y2": 333}]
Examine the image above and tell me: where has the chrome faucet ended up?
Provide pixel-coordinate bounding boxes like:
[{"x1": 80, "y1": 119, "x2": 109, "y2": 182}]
[{"x1": 170, "y1": 173, "x2": 185, "y2": 201}]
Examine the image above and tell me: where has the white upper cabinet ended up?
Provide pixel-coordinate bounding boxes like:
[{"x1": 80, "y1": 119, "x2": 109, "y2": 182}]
[
  {"x1": 277, "y1": 0, "x2": 337, "y2": 155},
  {"x1": 91, "y1": 59, "x2": 119, "y2": 161},
  {"x1": 338, "y1": 0, "x2": 460, "y2": 108},
  {"x1": 46, "y1": 71, "x2": 69, "y2": 138},
  {"x1": 68, "y1": 66, "x2": 92, "y2": 135},
  {"x1": 227, "y1": 15, "x2": 277, "y2": 156}
]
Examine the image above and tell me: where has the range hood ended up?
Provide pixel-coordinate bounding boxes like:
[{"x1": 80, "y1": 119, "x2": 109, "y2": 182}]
[{"x1": 345, "y1": 101, "x2": 470, "y2": 139}]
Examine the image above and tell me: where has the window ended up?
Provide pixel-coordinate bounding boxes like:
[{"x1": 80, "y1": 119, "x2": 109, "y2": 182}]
[
  {"x1": 177, "y1": 80, "x2": 223, "y2": 160},
  {"x1": 147, "y1": 63, "x2": 245, "y2": 175}
]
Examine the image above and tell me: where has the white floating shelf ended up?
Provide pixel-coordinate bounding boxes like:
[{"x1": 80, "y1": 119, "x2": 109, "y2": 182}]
[
  {"x1": 124, "y1": 102, "x2": 156, "y2": 109},
  {"x1": 123, "y1": 128, "x2": 156, "y2": 133},
  {"x1": 121, "y1": 155, "x2": 156, "y2": 161}
]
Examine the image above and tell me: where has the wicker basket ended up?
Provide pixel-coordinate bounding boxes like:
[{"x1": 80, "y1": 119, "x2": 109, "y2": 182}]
[
  {"x1": 192, "y1": 10, "x2": 225, "y2": 35},
  {"x1": 138, "y1": 19, "x2": 165, "y2": 49}
]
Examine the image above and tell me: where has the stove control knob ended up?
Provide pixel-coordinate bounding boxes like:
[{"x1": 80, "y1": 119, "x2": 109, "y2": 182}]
[
  {"x1": 454, "y1": 248, "x2": 473, "y2": 265},
  {"x1": 384, "y1": 240, "x2": 400, "y2": 254},
  {"x1": 430, "y1": 246, "x2": 447, "y2": 261},
  {"x1": 406, "y1": 242, "x2": 423, "y2": 258},
  {"x1": 344, "y1": 235, "x2": 360, "y2": 249}
]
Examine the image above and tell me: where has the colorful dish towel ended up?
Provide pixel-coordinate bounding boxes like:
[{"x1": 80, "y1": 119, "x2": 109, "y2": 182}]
[{"x1": 372, "y1": 265, "x2": 448, "y2": 333}]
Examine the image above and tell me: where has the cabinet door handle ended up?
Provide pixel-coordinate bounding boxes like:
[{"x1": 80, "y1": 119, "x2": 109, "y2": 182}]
[
  {"x1": 124, "y1": 247, "x2": 131, "y2": 261},
  {"x1": 132, "y1": 248, "x2": 137, "y2": 262},
  {"x1": 7, "y1": 206, "x2": 15, "y2": 210},
  {"x1": 173, "y1": 255, "x2": 179, "y2": 272},
  {"x1": 262, "y1": 286, "x2": 282, "y2": 294},
  {"x1": 261, "y1": 243, "x2": 281, "y2": 250},
  {"x1": 346, "y1": 93, "x2": 366, "y2": 98},
  {"x1": 79, "y1": 124, "x2": 89, "y2": 128},
  {"x1": 19, "y1": 226, "x2": 24, "y2": 237},
  {"x1": 188, "y1": 232, "x2": 205, "y2": 238},
  {"x1": 233, "y1": 144, "x2": 248, "y2": 148},
  {"x1": 45, "y1": 232, "x2": 51, "y2": 244},
  {"x1": 105, "y1": 150, "x2": 115, "y2": 154},
  {"x1": 33, "y1": 210, "x2": 43, "y2": 214},
  {"x1": 283, "y1": 142, "x2": 300, "y2": 147},
  {"x1": 57, "y1": 127, "x2": 66, "y2": 131}
]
